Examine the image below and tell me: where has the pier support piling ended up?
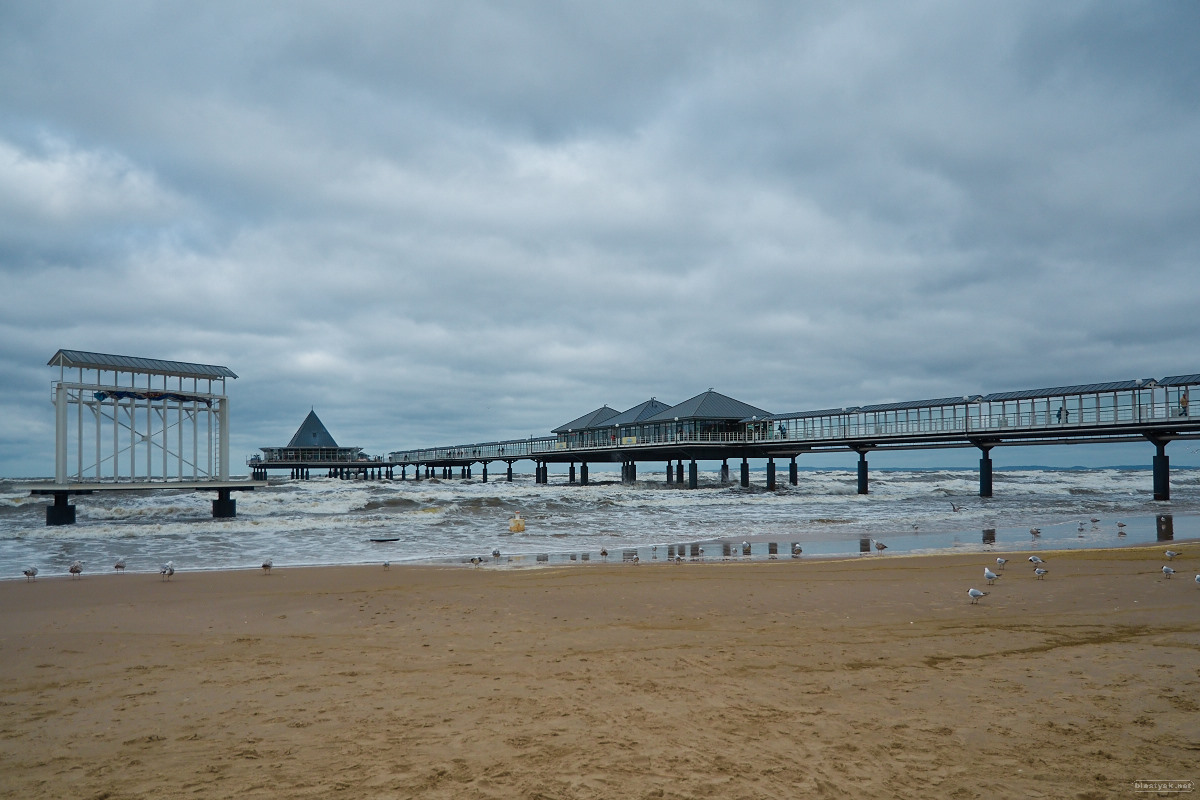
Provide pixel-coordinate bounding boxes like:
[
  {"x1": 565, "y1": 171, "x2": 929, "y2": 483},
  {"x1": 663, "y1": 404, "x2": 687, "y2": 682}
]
[
  {"x1": 580, "y1": 462, "x2": 589, "y2": 485},
  {"x1": 665, "y1": 461, "x2": 673, "y2": 484},
  {"x1": 676, "y1": 460, "x2": 683, "y2": 484},
  {"x1": 978, "y1": 446, "x2": 994, "y2": 498},
  {"x1": 212, "y1": 489, "x2": 236, "y2": 518},
  {"x1": 720, "y1": 459, "x2": 729, "y2": 483},
  {"x1": 46, "y1": 491, "x2": 76, "y2": 526},
  {"x1": 767, "y1": 458, "x2": 776, "y2": 490},
  {"x1": 689, "y1": 460, "x2": 698, "y2": 489},
  {"x1": 857, "y1": 451, "x2": 869, "y2": 495},
  {"x1": 789, "y1": 456, "x2": 798, "y2": 486},
  {"x1": 1152, "y1": 439, "x2": 1170, "y2": 501},
  {"x1": 741, "y1": 458, "x2": 750, "y2": 488}
]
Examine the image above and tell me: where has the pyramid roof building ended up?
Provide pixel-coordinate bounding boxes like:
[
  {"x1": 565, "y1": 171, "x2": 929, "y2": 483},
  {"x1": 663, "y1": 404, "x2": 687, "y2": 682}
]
[
  {"x1": 287, "y1": 410, "x2": 340, "y2": 448},
  {"x1": 607, "y1": 398, "x2": 673, "y2": 428},
  {"x1": 552, "y1": 405, "x2": 621, "y2": 434},
  {"x1": 643, "y1": 389, "x2": 771, "y2": 423}
]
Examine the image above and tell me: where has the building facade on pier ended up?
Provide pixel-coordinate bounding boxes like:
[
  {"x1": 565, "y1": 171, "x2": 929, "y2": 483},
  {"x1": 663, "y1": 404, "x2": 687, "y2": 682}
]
[{"x1": 257, "y1": 410, "x2": 363, "y2": 464}]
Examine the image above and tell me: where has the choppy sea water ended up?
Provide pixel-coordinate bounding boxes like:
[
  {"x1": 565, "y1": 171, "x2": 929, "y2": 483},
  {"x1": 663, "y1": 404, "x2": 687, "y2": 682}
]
[{"x1": 2, "y1": 467, "x2": 1198, "y2": 579}]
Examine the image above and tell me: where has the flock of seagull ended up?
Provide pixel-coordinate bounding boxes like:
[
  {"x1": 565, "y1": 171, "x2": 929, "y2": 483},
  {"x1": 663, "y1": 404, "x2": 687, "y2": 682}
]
[{"x1": 967, "y1": 544, "x2": 1196, "y2": 603}]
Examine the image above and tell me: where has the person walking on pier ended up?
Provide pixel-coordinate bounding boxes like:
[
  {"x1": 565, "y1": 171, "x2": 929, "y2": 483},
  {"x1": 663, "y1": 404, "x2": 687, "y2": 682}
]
[
  {"x1": 1056, "y1": 405, "x2": 1069, "y2": 424},
  {"x1": 1181, "y1": 389, "x2": 1189, "y2": 417}
]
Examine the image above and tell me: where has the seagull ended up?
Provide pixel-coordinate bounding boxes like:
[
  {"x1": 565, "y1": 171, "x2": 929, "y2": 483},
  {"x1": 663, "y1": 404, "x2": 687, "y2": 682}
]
[
  {"x1": 1029, "y1": 528, "x2": 1041, "y2": 537},
  {"x1": 383, "y1": 560, "x2": 390, "y2": 570},
  {"x1": 600, "y1": 548, "x2": 608, "y2": 561},
  {"x1": 950, "y1": 502, "x2": 963, "y2": 512},
  {"x1": 22, "y1": 566, "x2": 38, "y2": 582},
  {"x1": 698, "y1": 547, "x2": 705, "y2": 560},
  {"x1": 492, "y1": 549, "x2": 501, "y2": 559},
  {"x1": 1195, "y1": 574, "x2": 1200, "y2": 586},
  {"x1": 160, "y1": 561, "x2": 174, "y2": 581},
  {"x1": 1034, "y1": 567, "x2": 1048, "y2": 580},
  {"x1": 262, "y1": 559, "x2": 273, "y2": 574},
  {"x1": 114, "y1": 557, "x2": 126, "y2": 573},
  {"x1": 469, "y1": 556, "x2": 482, "y2": 567},
  {"x1": 633, "y1": 555, "x2": 640, "y2": 564},
  {"x1": 651, "y1": 545, "x2": 658, "y2": 559},
  {"x1": 984, "y1": 567, "x2": 999, "y2": 584},
  {"x1": 996, "y1": 557, "x2": 1008, "y2": 570},
  {"x1": 1078, "y1": 522, "x2": 1085, "y2": 532},
  {"x1": 1162, "y1": 565, "x2": 1176, "y2": 579},
  {"x1": 1117, "y1": 522, "x2": 1126, "y2": 528},
  {"x1": 968, "y1": 588, "x2": 988, "y2": 604},
  {"x1": 1028, "y1": 555, "x2": 1045, "y2": 564},
  {"x1": 1165, "y1": 550, "x2": 1179, "y2": 560},
  {"x1": 69, "y1": 560, "x2": 83, "y2": 579},
  {"x1": 874, "y1": 540, "x2": 888, "y2": 554},
  {"x1": 792, "y1": 544, "x2": 803, "y2": 558}
]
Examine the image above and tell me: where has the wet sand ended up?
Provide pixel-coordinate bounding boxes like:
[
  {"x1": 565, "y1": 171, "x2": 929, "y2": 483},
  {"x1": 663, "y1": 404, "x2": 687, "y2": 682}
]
[{"x1": 2, "y1": 545, "x2": 1198, "y2": 799}]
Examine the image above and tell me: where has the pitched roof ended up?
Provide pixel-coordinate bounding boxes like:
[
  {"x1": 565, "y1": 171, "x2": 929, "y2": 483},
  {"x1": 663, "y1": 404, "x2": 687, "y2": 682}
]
[
  {"x1": 552, "y1": 406, "x2": 620, "y2": 434},
  {"x1": 643, "y1": 390, "x2": 771, "y2": 423},
  {"x1": 287, "y1": 410, "x2": 339, "y2": 448},
  {"x1": 48, "y1": 349, "x2": 237, "y2": 379},
  {"x1": 607, "y1": 398, "x2": 673, "y2": 428}
]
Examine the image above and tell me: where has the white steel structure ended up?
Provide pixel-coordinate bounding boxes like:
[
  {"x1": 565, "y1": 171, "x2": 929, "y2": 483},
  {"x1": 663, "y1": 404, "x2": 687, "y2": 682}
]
[{"x1": 48, "y1": 349, "x2": 236, "y2": 485}]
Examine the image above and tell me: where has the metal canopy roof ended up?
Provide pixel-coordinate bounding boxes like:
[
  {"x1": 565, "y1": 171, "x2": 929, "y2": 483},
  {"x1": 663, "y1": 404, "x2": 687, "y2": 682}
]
[
  {"x1": 643, "y1": 390, "x2": 771, "y2": 423},
  {"x1": 49, "y1": 349, "x2": 237, "y2": 380},
  {"x1": 755, "y1": 407, "x2": 859, "y2": 421},
  {"x1": 982, "y1": 380, "x2": 1149, "y2": 402},
  {"x1": 552, "y1": 406, "x2": 620, "y2": 434},
  {"x1": 1159, "y1": 374, "x2": 1200, "y2": 386},
  {"x1": 857, "y1": 396, "x2": 979, "y2": 413}
]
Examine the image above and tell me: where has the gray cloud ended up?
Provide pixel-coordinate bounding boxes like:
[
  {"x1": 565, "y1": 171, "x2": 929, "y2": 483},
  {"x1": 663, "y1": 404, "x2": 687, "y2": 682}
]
[{"x1": 2, "y1": 1, "x2": 1198, "y2": 476}]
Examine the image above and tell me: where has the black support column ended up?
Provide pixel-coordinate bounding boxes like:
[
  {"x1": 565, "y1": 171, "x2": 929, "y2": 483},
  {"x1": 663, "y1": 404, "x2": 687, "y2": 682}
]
[
  {"x1": 857, "y1": 451, "x2": 869, "y2": 495},
  {"x1": 789, "y1": 456, "x2": 798, "y2": 486},
  {"x1": 46, "y1": 492, "x2": 76, "y2": 526},
  {"x1": 720, "y1": 459, "x2": 730, "y2": 483},
  {"x1": 741, "y1": 458, "x2": 750, "y2": 488},
  {"x1": 580, "y1": 462, "x2": 589, "y2": 485},
  {"x1": 979, "y1": 446, "x2": 994, "y2": 498},
  {"x1": 688, "y1": 460, "x2": 698, "y2": 489},
  {"x1": 766, "y1": 458, "x2": 776, "y2": 490},
  {"x1": 213, "y1": 489, "x2": 236, "y2": 518},
  {"x1": 1152, "y1": 439, "x2": 1170, "y2": 501}
]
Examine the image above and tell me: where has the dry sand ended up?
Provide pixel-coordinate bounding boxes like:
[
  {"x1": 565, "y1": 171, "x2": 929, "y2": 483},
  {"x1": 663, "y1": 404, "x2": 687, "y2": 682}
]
[{"x1": 2, "y1": 545, "x2": 1198, "y2": 799}]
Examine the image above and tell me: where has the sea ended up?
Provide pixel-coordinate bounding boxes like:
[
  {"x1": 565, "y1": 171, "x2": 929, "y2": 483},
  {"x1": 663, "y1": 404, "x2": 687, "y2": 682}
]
[{"x1": 3, "y1": 467, "x2": 1198, "y2": 579}]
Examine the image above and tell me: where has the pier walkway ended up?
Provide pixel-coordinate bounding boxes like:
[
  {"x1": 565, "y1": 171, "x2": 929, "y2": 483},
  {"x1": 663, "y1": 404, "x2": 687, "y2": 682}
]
[{"x1": 387, "y1": 376, "x2": 1200, "y2": 500}]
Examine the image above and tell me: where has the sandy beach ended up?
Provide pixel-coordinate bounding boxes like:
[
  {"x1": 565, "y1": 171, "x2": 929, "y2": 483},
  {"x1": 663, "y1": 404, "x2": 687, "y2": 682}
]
[{"x1": 2, "y1": 545, "x2": 1198, "y2": 799}]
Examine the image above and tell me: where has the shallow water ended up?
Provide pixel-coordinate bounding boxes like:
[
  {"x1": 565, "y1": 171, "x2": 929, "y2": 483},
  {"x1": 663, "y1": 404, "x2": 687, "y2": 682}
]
[{"x1": 3, "y1": 467, "x2": 1198, "y2": 578}]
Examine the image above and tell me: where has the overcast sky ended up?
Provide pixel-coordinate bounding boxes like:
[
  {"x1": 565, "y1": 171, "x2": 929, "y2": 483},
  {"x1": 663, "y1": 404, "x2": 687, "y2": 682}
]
[{"x1": 2, "y1": 1, "x2": 1198, "y2": 477}]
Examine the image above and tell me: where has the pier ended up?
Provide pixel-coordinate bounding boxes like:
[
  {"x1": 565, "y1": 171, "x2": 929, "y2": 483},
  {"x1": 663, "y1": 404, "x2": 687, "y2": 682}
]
[
  {"x1": 32, "y1": 349, "x2": 264, "y2": 524},
  {"x1": 387, "y1": 377, "x2": 1200, "y2": 499}
]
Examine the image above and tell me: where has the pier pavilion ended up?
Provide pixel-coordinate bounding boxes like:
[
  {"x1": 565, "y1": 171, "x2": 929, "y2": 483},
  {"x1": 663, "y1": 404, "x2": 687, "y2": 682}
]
[
  {"x1": 250, "y1": 410, "x2": 395, "y2": 480},
  {"x1": 388, "y1": 375, "x2": 1200, "y2": 499},
  {"x1": 30, "y1": 349, "x2": 264, "y2": 525}
]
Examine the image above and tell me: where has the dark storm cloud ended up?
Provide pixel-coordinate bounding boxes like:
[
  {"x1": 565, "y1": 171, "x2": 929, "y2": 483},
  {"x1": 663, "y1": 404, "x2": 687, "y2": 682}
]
[{"x1": 1, "y1": 1, "x2": 1198, "y2": 475}]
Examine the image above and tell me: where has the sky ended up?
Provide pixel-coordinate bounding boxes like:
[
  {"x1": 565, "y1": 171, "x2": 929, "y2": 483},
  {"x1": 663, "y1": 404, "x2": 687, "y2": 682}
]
[{"x1": 2, "y1": 1, "x2": 1199, "y2": 478}]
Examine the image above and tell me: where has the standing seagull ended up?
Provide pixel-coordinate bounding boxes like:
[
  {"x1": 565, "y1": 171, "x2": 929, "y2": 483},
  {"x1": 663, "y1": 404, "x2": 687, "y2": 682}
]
[
  {"x1": 1162, "y1": 565, "x2": 1176, "y2": 579},
  {"x1": 68, "y1": 560, "x2": 83, "y2": 579},
  {"x1": 1028, "y1": 555, "x2": 1045, "y2": 565},
  {"x1": 1194, "y1": 574, "x2": 1200, "y2": 586},
  {"x1": 261, "y1": 558, "x2": 273, "y2": 574},
  {"x1": 792, "y1": 544, "x2": 803, "y2": 558},
  {"x1": 383, "y1": 561, "x2": 390, "y2": 570},
  {"x1": 1034, "y1": 567, "x2": 1048, "y2": 580},
  {"x1": 1165, "y1": 550, "x2": 1179, "y2": 560},
  {"x1": 114, "y1": 557, "x2": 126, "y2": 574},
  {"x1": 160, "y1": 561, "x2": 175, "y2": 581},
  {"x1": 984, "y1": 567, "x2": 1000, "y2": 585},
  {"x1": 874, "y1": 540, "x2": 888, "y2": 555},
  {"x1": 968, "y1": 588, "x2": 988, "y2": 604},
  {"x1": 1029, "y1": 528, "x2": 1041, "y2": 537},
  {"x1": 996, "y1": 557, "x2": 1008, "y2": 570},
  {"x1": 22, "y1": 566, "x2": 38, "y2": 582}
]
